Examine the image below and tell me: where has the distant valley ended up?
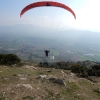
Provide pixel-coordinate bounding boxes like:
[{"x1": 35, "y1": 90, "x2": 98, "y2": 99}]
[{"x1": 0, "y1": 24, "x2": 100, "y2": 63}]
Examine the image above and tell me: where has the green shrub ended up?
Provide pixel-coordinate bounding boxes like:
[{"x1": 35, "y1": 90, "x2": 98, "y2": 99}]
[{"x1": 0, "y1": 54, "x2": 21, "y2": 65}]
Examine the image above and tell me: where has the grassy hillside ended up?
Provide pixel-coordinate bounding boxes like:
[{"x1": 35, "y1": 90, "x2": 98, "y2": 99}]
[{"x1": 0, "y1": 62, "x2": 100, "y2": 100}]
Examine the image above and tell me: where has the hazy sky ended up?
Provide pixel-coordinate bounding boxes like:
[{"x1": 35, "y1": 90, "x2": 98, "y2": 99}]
[{"x1": 0, "y1": 0, "x2": 100, "y2": 32}]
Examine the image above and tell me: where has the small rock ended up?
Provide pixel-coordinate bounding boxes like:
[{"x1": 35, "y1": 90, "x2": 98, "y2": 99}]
[
  {"x1": 16, "y1": 84, "x2": 33, "y2": 90},
  {"x1": 11, "y1": 65, "x2": 16, "y2": 67},
  {"x1": 37, "y1": 75, "x2": 47, "y2": 79},
  {"x1": 10, "y1": 91, "x2": 16, "y2": 95},
  {"x1": 3, "y1": 66, "x2": 7, "y2": 68},
  {"x1": 61, "y1": 71, "x2": 65, "y2": 74},
  {"x1": 98, "y1": 87, "x2": 100, "y2": 93},
  {"x1": 77, "y1": 94, "x2": 81, "y2": 96},
  {"x1": 54, "y1": 79, "x2": 66, "y2": 86},
  {"x1": 17, "y1": 74, "x2": 28, "y2": 77},
  {"x1": 17, "y1": 74, "x2": 23, "y2": 77},
  {"x1": 31, "y1": 66, "x2": 37, "y2": 70},
  {"x1": 47, "y1": 70, "x2": 52, "y2": 72},
  {"x1": 69, "y1": 73, "x2": 75, "y2": 77},
  {"x1": 19, "y1": 78, "x2": 27, "y2": 81},
  {"x1": 24, "y1": 65, "x2": 37, "y2": 69},
  {"x1": 4, "y1": 78, "x2": 8, "y2": 80},
  {"x1": 2, "y1": 91, "x2": 6, "y2": 96}
]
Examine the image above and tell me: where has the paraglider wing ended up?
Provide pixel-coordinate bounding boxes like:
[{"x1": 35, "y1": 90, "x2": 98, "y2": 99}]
[{"x1": 20, "y1": 1, "x2": 76, "y2": 19}]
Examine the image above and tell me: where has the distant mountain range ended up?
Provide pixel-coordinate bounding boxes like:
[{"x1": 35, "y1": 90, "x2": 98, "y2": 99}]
[{"x1": 0, "y1": 24, "x2": 100, "y2": 48}]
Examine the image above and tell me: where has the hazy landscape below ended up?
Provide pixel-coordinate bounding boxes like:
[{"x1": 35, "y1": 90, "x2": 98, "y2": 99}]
[{"x1": 0, "y1": 24, "x2": 100, "y2": 63}]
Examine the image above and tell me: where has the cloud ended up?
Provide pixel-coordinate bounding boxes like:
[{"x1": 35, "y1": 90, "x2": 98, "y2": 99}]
[{"x1": 40, "y1": 16, "x2": 49, "y2": 19}]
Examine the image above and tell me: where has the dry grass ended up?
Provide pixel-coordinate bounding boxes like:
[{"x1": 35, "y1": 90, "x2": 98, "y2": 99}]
[{"x1": 0, "y1": 64, "x2": 100, "y2": 100}]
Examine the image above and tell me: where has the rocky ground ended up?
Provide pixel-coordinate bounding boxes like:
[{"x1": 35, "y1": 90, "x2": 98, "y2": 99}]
[{"x1": 0, "y1": 63, "x2": 100, "y2": 100}]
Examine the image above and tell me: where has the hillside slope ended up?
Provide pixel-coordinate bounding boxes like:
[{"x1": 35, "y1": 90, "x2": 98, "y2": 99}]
[{"x1": 0, "y1": 63, "x2": 100, "y2": 100}]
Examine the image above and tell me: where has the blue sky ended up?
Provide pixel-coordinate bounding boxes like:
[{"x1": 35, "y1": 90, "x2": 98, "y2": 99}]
[{"x1": 0, "y1": 0, "x2": 100, "y2": 32}]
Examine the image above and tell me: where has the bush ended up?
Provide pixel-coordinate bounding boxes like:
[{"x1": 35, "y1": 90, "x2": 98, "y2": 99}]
[
  {"x1": 71, "y1": 65, "x2": 89, "y2": 78},
  {"x1": 0, "y1": 54, "x2": 21, "y2": 65},
  {"x1": 92, "y1": 65, "x2": 100, "y2": 70},
  {"x1": 71, "y1": 64, "x2": 100, "y2": 77}
]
